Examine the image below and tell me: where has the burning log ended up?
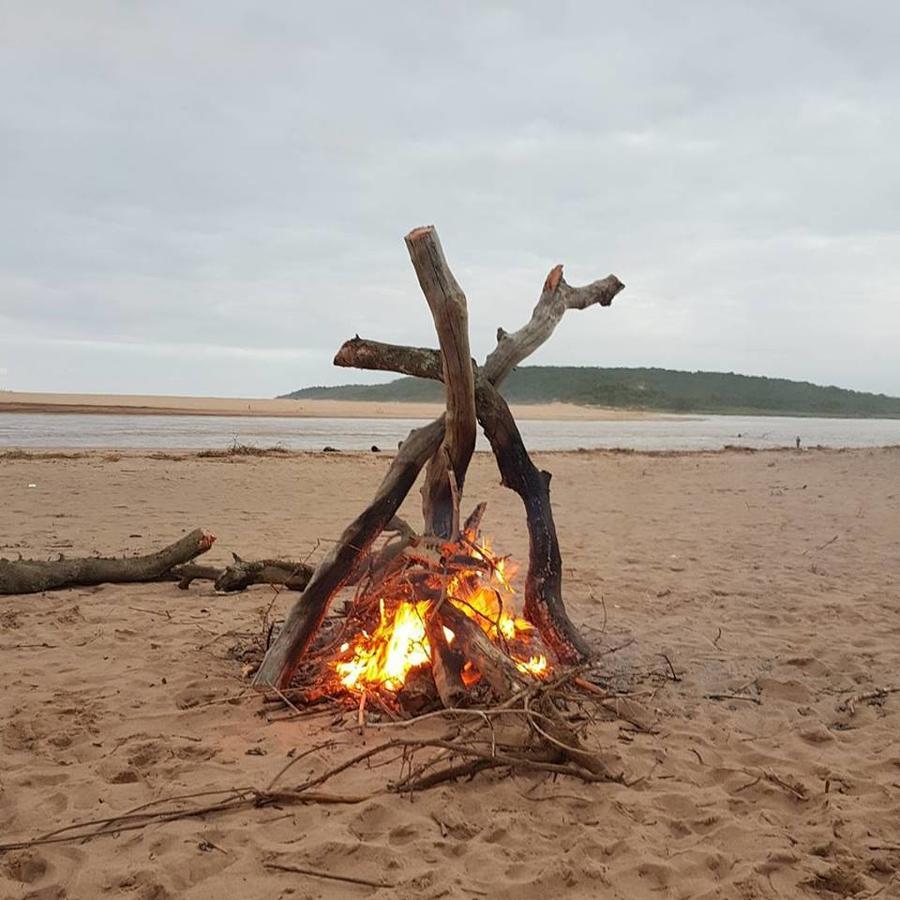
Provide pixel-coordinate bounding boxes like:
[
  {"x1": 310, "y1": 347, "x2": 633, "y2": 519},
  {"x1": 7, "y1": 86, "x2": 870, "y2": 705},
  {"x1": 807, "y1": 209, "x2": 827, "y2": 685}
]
[
  {"x1": 0, "y1": 529, "x2": 216, "y2": 595},
  {"x1": 436, "y1": 601, "x2": 527, "y2": 700},
  {"x1": 253, "y1": 224, "x2": 624, "y2": 703},
  {"x1": 422, "y1": 609, "x2": 467, "y2": 709}
]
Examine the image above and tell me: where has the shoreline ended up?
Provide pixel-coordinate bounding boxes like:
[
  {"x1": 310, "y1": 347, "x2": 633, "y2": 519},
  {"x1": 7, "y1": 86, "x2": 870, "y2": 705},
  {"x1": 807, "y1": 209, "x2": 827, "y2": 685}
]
[
  {"x1": 3, "y1": 445, "x2": 895, "y2": 462},
  {"x1": 0, "y1": 391, "x2": 654, "y2": 422}
]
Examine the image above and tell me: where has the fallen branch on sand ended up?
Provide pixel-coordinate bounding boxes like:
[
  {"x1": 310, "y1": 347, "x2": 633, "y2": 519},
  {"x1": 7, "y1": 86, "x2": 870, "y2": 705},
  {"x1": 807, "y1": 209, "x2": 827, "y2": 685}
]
[
  {"x1": 172, "y1": 555, "x2": 314, "y2": 593},
  {"x1": 0, "y1": 533, "x2": 316, "y2": 596},
  {"x1": 0, "y1": 529, "x2": 216, "y2": 595}
]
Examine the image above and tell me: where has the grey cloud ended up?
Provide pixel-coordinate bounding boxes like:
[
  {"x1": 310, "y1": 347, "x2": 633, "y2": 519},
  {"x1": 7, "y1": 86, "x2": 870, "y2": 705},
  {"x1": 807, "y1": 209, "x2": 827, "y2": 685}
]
[{"x1": 1, "y1": 1, "x2": 898, "y2": 397}]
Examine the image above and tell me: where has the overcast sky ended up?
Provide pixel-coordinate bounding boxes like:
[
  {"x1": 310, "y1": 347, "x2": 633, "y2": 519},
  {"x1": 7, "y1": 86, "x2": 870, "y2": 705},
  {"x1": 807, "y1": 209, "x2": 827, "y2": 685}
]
[{"x1": 1, "y1": 2, "x2": 898, "y2": 398}]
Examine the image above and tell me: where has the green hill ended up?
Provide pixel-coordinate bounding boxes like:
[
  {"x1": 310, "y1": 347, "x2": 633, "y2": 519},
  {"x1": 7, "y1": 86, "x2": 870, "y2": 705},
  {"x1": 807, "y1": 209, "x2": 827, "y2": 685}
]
[{"x1": 280, "y1": 367, "x2": 900, "y2": 418}]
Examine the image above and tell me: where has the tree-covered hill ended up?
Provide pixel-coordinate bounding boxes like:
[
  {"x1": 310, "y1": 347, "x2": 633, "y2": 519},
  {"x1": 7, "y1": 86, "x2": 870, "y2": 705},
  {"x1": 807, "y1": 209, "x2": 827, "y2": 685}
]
[{"x1": 280, "y1": 367, "x2": 900, "y2": 418}]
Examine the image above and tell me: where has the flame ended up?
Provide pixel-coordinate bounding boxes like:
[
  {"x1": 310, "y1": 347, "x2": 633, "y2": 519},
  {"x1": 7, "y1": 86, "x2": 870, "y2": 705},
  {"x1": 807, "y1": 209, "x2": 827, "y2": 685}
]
[{"x1": 334, "y1": 536, "x2": 550, "y2": 694}]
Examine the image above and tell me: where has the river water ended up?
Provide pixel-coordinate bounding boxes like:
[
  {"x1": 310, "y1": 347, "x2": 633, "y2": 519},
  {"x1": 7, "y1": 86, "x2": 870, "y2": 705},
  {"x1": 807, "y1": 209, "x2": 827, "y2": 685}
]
[{"x1": 2, "y1": 412, "x2": 899, "y2": 452}]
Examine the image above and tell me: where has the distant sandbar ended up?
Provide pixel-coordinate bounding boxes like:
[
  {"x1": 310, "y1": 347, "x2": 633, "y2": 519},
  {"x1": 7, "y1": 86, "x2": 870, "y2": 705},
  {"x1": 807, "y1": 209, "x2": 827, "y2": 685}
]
[{"x1": 0, "y1": 391, "x2": 654, "y2": 422}]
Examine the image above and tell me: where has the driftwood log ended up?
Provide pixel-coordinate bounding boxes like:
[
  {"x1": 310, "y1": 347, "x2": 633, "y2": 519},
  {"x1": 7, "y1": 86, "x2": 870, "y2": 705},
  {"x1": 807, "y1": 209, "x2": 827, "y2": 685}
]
[
  {"x1": 171, "y1": 557, "x2": 314, "y2": 593},
  {"x1": 0, "y1": 529, "x2": 216, "y2": 595},
  {"x1": 253, "y1": 225, "x2": 624, "y2": 689},
  {"x1": 0, "y1": 534, "x2": 314, "y2": 597},
  {"x1": 406, "y1": 227, "x2": 477, "y2": 540}
]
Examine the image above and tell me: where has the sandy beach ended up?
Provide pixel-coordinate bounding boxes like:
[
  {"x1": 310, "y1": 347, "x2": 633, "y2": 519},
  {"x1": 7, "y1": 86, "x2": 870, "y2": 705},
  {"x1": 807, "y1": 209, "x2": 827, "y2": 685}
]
[
  {"x1": 0, "y1": 392, "x2": 652, "y2": 422},
  {"x1": 1, "y1": 447, "x2": 899, "y2": 898}
]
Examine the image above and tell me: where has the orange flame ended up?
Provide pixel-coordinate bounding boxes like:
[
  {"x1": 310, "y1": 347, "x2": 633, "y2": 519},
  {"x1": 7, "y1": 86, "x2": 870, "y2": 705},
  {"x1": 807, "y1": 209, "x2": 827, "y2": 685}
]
[{"x1": 334, "y1": 537, "x2": 549, "y2": 693}]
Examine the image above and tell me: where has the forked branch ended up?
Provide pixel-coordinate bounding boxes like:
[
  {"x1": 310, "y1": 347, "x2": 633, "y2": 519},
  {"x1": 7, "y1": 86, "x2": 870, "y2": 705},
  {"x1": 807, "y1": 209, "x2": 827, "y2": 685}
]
[{"x1": 483, "y1": 265, "x2": 624, "y2": 386}]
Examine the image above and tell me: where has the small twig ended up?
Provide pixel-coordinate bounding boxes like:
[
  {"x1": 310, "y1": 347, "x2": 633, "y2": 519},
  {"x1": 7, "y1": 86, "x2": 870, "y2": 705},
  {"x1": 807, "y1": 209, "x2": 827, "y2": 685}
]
[
  {"x1": 269, "y1": 685, "x2": 305, "y2": 718},
  {"x1": 265, "y1": 740, "x2": 340, "y2": 792},
  {"x1": 658, "y1": 653, "x2": 681, "y2": 682},
  {"x1": 705, "y1": 692, "x2": 761, "y2": 705},
  {"x1": 357, "y1": 690, "x2": 367, "y2": 730},
  {"x1": 803, "y1": 533, "x2": 840, "y2": 555},
  {"x1": 0, "y1": 642, "x2": 58, "y2": 650},
  {"x1": 263, "y1": 860, "x2": 395, "y2": 889},
  {"x1": 763, "y1": 770, "x2": 808, "y2": 801},
  {"x1": 838, "y1": 686, "x2": 899, "y2": 715},
  {"x1": 127, "y1": 606, "x2": 173, "y2": 619}
]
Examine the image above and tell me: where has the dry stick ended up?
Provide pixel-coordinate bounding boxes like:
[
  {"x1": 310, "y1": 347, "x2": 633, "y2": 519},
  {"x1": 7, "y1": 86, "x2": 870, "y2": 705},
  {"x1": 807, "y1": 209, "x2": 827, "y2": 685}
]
[
  {"x1": 8, "y1": 680, "x2": 625, "y2": 854},
  {"x1": 36, "y1": 787, "x2": 255, "y2": 843},
  {"x1": 838, "y1": 686, "x2": 900, "y2": 714},
  {"x1": 572, "y1": 677, "x2": 658, "y2": 733},
  {"x1": 389, "y1": 738, "x2": 611, "y2": 788},
  {"x1": 265, "y1": 740, "x2": 342, "y2": 791},
  {"x1": 400, "y1": 758, "x2": 501, "y2": 791},
  {"x1": 263, "y1": 861, "x2": 394, "y2": 890},
  {"x1": 523, "y1": 694, "x2": 623, "y2": 782},
  {"x1": 0, "y1": 790, "x2": 374, "y2": 854},
  {"x1": 706, "y1": 692, "x2": 762, "y2": 705}
]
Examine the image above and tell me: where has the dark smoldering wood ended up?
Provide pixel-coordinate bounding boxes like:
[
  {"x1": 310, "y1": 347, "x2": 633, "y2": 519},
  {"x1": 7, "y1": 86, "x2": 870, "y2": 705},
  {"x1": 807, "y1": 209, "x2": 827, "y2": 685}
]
[
  {"x1": 474, "y1": 378, "x2": 590, "y2": 663},
  {"x1": 0, "y1": 529, "x2": 216, "y2": 595},
  {"x1": 482, "y1": 265, "x2": 625, "y2": 386},
  {"x1": 405, "y1": 226, "x2": 477, "y2": 539},
  {"x1": 253, "y1": 418, "x2": 445, "y2": 689}
]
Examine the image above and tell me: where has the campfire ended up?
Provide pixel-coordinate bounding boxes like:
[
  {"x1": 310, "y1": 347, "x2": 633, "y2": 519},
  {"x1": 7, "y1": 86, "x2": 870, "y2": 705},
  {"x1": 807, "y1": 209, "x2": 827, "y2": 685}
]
[
  {"x1": 322, "y1": 516, "x2": 552, "y2": 713},
  {"x1": 251, "y1": 225, "x2": 625, "y2": 717}
]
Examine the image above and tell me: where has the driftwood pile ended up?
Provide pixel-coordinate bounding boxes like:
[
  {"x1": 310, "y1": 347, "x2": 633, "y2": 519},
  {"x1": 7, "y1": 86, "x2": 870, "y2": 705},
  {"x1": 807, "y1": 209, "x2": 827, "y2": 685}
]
[{"x1": 252, "y1": 225, "x2": 624, "y2": 706}]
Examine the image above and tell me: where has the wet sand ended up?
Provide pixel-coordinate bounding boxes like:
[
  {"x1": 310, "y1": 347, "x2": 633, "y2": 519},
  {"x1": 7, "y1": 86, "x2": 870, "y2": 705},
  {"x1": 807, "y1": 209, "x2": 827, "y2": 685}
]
[{"x1": 1, "y1": 447, "x2": 899, "y2": 897}]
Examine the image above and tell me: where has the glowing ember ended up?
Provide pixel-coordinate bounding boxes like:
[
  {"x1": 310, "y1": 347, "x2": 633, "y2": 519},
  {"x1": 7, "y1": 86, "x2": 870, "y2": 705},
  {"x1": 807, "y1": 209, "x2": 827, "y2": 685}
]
[{"x1": 334, "y1": 537, "x2": 550, "y2": 693}]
